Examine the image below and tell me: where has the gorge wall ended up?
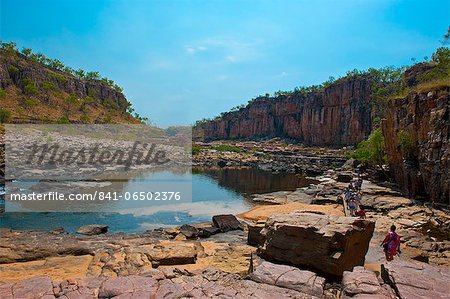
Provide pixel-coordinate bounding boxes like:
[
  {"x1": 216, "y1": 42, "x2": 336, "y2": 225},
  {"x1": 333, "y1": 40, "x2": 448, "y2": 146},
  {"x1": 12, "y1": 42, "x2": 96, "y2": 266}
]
[
  {"x1": 0, "y1": 49, "x2": 136, "y2": 123},
  {"x1": 382, "y1": 88, "x2": 449, "y2": 205},
  {"x1": 196, "y1": 77, "x2": 373, "y2": 146}
]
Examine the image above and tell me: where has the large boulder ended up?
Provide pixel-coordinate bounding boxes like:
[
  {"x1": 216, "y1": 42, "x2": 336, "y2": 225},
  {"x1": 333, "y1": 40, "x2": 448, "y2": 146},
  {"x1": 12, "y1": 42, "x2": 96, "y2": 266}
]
[
  {"x1": 336, "y1": 173, "x2": 353, "y2": 183},
  {"x1": 257, "y1": 212, "x2": 375, "y2": 276},
  {"x1": 76, "y1": 225, "x2": 109, "y2": 236},
  {"x1": 198, "y1": 226, "x2": 221, "y2": 238},
  {"x1": 179, "y1": 224, "x2": 199, "y2": 239},
  {"x1": 212, "y1": 214, "x2": 242, "y2": 232},
  {"x1": 381, "y1": 260, "x2": 450, "y2": 299}
]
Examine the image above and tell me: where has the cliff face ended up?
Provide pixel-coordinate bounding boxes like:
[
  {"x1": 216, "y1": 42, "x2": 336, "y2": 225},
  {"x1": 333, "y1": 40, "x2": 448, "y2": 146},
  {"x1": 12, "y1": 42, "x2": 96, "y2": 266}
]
[
  {"x1": 0, "y1": 49, "x2": 136, "y2": 123},
  {"x1": 197, "y1": 78, "x2": 372, "y2": 146},
  {"x1": 382, "y1": 89, "x2": 449, "y2": 205},
  {"x1": 0, "y1": 61, "x2": 129, "y2": 111}
]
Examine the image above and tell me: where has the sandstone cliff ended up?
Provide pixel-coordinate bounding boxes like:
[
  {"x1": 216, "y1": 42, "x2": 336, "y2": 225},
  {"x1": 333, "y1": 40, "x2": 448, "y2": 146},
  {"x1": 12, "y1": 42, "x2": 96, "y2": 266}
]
[
  {"x1": 195, "y1": 77, "x2": 373, "y2": 146},
  {"x1": 381, "y1": 88, "x2": 449, "y2": 205},
  {"x1": 0, "y1": 48, "x2": 137, "y2": 123}
]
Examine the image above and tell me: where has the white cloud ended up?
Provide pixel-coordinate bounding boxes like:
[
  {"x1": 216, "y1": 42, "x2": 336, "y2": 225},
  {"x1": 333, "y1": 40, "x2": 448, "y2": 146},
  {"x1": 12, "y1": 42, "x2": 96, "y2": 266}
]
[
  {"x1": 182, "y1": 36, "x2": 265, "y2": 64},
  {"x1": 184, "y1": 45, "x2": 208, "y2": 54},
  {"x1": 201, "y1": 36, "x2": 264, "y2": 63}
]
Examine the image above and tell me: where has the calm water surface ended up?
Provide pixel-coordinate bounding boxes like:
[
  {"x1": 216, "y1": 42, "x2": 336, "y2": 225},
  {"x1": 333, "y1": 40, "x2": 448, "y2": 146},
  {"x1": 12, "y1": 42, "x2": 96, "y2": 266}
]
[{"x1": 0, "y1": 167, "x2": 316, "y2": 233}]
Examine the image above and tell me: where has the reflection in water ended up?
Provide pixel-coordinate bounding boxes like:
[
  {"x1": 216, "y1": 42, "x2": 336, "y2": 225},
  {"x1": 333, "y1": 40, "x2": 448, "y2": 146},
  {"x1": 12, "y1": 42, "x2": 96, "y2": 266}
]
[
  {"x1": 1, "y1": 167, "x2": 315, "y2": 232},
  {"x1": 6, "y1": 166, "x2": 193, "y2": 212},
  {"x1": 193, "y1": 167, "x2": 317, "y2": 195}
]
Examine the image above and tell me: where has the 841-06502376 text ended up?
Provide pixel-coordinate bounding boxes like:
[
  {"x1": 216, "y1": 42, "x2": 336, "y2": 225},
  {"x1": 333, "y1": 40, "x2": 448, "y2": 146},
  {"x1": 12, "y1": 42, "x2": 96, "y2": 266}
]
[{"x1": 8, "y1": 191, "x2": 182, "y2": 201}]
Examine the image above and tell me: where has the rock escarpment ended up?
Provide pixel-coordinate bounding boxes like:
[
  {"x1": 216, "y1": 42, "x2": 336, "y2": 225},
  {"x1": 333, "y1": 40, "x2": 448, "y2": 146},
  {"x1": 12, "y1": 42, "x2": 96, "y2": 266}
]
[
  {"x1": 196, "y1": 77, "x2": 372, "y2": 146},
  {"x1": 382, "y1": 88, "x2": 449, "y2": 205},
  {"x1": 0, "y1": 48, "x2": 135, "y2": 123}
]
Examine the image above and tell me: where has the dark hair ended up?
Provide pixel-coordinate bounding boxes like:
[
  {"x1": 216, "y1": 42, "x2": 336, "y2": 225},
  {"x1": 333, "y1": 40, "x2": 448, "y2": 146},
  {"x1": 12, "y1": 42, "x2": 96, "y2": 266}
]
[{"x1": 390, "y1": 225, "x2": 396, "y2": 232}]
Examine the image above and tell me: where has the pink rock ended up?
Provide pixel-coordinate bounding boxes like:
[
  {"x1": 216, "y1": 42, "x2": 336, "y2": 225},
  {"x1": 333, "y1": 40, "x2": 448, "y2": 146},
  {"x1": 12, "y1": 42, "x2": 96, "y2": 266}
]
[{"x1": 12, "y1": 276, "x2": 54, "y2": 299}]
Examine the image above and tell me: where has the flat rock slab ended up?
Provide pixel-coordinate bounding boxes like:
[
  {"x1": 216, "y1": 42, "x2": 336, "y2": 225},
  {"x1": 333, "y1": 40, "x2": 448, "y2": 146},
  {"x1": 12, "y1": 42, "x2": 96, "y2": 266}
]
[
  {"x1": 252, "y1": 191, "x2": 291, "y2": 204},
  {"x1": 98, "y1": 275, "x2": 158, "y2": 298},
  {"x1": 381, "y1": 260, "x2": 450, "y2": 299},
  {"x1": 258, "y1": 212, "x2": 375, "y2": 276},
  {"x1": 238, "y1": 202, "x2": 344, "y2": 222},
  {"x1": 0, "y1": 255, "x2": 93, "y2": 283},
  {"x1": 0, "y1": 229, "x2": 96, "y2": 263},
  {"x1": 1, "y1": 268, "x2": 323, "y2": 299},
  {"x1": 362, "y1": 196, "x2": 412, "y2": 212},
  {"x1": 249, "y1": 259, "x2": 325, "y2": 297},
  {"x1": 251, "y1": 188, "x2": 320, "y2": 205},
  {"x1": 11, "y1": 276, "x2": 54, "y2": 299}
]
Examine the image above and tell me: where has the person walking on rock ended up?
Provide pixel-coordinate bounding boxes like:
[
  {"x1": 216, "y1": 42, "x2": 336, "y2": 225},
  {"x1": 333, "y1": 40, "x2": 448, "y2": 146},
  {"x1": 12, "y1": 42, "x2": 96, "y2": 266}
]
[
  {"x1": 381, "y1": 225, "x2": 401, "y2": 261},
  {"x1": 349, "y1": 200, "x2": 357, "y2": 216},
  {"x1": 357, "y1": 207, "x2": 366, "y2": 219}
]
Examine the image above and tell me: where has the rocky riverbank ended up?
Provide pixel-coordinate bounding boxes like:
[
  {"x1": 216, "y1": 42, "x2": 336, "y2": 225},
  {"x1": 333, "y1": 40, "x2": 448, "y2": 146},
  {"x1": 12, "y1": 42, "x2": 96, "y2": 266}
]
[
  {"x1": 193, "y1": 139, "x2": 352, "y2": 175},
  {"x1": 1, "y1": 167, "x2": 449, "y2": 298}
]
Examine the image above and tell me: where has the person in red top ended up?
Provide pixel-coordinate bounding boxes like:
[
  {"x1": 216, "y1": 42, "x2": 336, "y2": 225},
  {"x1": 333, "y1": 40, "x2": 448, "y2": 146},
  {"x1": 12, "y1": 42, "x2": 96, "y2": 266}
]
[
  {"x1": 357, "y1": 207, "x2": 366, "y2": 219},
  {"x1": 381, "y1": 225, "x2": 401, "y2": 261}
]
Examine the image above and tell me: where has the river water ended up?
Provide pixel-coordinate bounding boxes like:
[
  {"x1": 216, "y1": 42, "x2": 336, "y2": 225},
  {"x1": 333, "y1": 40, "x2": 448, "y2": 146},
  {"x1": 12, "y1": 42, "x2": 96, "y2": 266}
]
[{"x1": 0, "y1": 167, "x2": 316, "y2": 233}]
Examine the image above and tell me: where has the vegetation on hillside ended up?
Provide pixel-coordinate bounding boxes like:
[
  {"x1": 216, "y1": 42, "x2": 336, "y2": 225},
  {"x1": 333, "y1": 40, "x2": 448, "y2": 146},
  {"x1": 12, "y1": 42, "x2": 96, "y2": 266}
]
[
  {"x1": 0, "y1": 109, "x2": 12, "y2": 123},
  {"x1": 348, "y1": 128, "x2": 386, "y2": 170},
  {"x1": 347, "y1": 30, "x2": 450, "y2": 169},
  {"x1": 0, "y1": 41, "x2": 123, "y2": 92},
  {"x1": 0, "y1": 40, "x2": 152, "y2": 124},
  {"x1": 192, "y1": 145, "x2": 202, "y2": 155},
  {"x1": 397, "y1": 130, "x2": 415, "y2": 157}
]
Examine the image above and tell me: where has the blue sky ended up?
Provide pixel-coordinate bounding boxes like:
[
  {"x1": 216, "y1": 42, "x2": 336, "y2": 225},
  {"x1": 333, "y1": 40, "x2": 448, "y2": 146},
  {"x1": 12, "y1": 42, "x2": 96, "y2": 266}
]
[{"x1": 1, "y1": 0, "x2": 449, "y2": 126}]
